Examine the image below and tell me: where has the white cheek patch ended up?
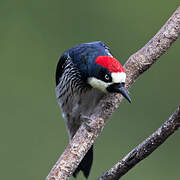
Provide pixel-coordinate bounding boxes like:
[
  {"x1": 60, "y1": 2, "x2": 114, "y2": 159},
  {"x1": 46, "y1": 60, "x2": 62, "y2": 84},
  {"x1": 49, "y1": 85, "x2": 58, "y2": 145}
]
[
  {"x1": 88, "y1": 72, "x2": 126, "y2": 93},
  {"x1": 88, "y1": 77, "x2": 111, "y2": 93},
  {"x1": 111, "y1": 72, "x2": 126, "y2": 83}
]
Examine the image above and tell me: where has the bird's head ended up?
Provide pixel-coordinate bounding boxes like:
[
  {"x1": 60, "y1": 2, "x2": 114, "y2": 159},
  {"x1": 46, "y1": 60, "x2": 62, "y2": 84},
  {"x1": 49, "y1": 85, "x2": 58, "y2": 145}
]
[
  {"x1": 57, "y1": 41, "x2": 131, "y2": 103},
  {"x1": 87, "y1": 55, "x2": 131, "y2": 103}
]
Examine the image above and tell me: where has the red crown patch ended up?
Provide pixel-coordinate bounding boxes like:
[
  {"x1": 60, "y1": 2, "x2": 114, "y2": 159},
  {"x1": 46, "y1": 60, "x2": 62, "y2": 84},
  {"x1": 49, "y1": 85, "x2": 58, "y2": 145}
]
[{"x1": 95, "y1": 56, "x2": 125, "y2": 73}]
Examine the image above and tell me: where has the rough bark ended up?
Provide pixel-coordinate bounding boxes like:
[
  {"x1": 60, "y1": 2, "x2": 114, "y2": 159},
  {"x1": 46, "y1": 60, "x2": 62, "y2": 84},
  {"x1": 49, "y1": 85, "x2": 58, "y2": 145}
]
[
  {"x1": 97, "y1": 105, "x2": 180, "y2": 180},
  {"x1": 46, "y1": 6, "x2": 180, "y2": 180}
]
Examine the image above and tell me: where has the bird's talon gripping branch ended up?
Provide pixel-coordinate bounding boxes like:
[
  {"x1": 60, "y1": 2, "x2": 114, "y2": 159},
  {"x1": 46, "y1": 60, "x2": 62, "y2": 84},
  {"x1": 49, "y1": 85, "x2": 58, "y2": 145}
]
[
  {"x1": 81, "y1": 115, "x2": 96, "y2": 132},
  {"x1": 83, "y1": 122, "x2": 96, "y2": 133}
]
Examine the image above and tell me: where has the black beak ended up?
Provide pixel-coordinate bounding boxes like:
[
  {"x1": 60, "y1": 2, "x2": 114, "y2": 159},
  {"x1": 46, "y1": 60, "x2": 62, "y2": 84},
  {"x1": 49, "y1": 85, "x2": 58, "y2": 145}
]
[{"x1": 106, "y1": 83, "x2": 131, "y2": 103}]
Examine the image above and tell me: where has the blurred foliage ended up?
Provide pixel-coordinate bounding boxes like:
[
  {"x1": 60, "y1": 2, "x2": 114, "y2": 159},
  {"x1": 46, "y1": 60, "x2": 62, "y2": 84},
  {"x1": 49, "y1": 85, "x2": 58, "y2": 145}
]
[{"x1": 0, "y1": 0, "x2": 180, "y2": 179}]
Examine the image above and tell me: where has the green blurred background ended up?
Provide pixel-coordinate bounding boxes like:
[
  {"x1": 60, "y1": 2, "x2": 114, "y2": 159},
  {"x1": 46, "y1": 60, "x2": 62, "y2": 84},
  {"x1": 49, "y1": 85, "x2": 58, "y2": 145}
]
[{"x1": 0, "y1": 0, "x2": 180, "y2": 179}]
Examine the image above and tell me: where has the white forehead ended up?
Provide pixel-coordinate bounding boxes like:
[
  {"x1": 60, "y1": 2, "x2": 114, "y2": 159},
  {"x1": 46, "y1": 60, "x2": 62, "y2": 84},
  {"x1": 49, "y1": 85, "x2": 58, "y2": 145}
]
[{"x1": 111, "y1": 72, "x2": 126, "y2": 83}]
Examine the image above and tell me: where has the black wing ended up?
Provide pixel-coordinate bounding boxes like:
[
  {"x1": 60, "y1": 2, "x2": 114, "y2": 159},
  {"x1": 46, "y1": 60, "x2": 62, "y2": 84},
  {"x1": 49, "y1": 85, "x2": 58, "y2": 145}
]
[{"x1": 55, "y1": 53, "x2": 69, "y2": 86}]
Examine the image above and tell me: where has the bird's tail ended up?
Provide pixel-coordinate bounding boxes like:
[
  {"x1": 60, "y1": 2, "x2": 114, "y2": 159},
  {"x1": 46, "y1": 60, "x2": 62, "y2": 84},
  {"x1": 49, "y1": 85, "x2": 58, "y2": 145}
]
[{"x1": 73, "y1": 145, "x2": 93, "y2": 178}]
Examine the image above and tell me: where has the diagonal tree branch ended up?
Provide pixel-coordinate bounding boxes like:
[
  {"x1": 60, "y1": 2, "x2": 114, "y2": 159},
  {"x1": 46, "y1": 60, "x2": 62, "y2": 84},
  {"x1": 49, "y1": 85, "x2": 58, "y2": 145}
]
[
  {"x1": 46, "y1": 6, "x2": 180, "y2": 180},
  {"x1": 97, "y1": 105, "x2": 180, "y2": 180}
]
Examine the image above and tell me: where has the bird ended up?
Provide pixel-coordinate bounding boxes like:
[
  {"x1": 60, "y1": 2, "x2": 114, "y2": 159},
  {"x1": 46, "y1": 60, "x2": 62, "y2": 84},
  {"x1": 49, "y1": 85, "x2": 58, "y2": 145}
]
[{"x1": 55, "y1": 41, "x2": 131, "y2": 178}]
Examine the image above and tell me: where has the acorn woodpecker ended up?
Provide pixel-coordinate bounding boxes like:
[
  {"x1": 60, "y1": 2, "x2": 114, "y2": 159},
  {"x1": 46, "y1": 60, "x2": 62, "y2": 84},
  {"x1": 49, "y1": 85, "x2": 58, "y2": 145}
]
[{"x1": 55, "y1": 41, "x2": 131, "y2": 178}]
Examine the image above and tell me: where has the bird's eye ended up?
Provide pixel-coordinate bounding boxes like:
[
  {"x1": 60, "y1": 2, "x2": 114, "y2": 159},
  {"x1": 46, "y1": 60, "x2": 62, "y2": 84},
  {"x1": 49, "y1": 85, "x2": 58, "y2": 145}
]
[{"x1": 104, "y1": 74, "x2": 110, "y2": 81}]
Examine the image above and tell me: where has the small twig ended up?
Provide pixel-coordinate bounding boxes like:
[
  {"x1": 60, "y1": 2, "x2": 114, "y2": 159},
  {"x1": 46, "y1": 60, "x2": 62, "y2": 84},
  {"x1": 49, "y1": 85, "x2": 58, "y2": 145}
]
[
  {"x1": 97, "y1": 105, "x2": 180, "y2": 180},
  {"x1": 46, "y1": 6, "x2": 180, "y2": 180}
]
